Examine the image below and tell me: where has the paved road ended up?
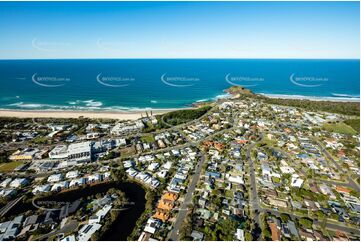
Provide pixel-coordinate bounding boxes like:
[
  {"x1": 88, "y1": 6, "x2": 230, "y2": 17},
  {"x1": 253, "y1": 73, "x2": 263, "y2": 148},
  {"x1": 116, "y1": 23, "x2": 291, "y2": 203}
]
[
  {"x1": 35, "y1": 220, "x2": 78, "y2": 241},
  {"x1": 168, "y1": 153, "x2": 206, "y2": 241},
  {"x1": 0, "y1": 195, "x2": 25, "y2": 217},
  {"x1": 168, "y1": 108, "x2": 240, "y2": 240},
  {"x1": 246, "y1": 133, "x2": 264, "y2": 227}
]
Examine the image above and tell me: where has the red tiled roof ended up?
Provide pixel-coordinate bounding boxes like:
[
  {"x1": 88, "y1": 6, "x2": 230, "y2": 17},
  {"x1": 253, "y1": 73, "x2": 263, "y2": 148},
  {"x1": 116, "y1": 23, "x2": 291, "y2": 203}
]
[{"x1": 268, "y1": 222, "x2": 281, "y2": 241}]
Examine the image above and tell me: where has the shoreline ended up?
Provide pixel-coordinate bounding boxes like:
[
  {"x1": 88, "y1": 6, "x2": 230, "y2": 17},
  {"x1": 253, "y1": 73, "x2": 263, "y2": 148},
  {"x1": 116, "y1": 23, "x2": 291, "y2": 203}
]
[
  {"x1": 0, "y1": 93, "x2": 359, "y2": 119},
  {"x1": 0, "y1": 109, "x2": 179, "y2": 120},
  {"x1": 260, "y1": 93, "x2": 360, "y2": 103}
]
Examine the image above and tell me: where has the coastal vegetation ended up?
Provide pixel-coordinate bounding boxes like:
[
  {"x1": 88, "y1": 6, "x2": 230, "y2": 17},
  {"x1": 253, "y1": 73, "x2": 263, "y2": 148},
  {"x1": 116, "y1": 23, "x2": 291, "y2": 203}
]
[
  {"x1": 225, "y1": 85, "x2": 360, "y2": 116},
  {"x1": 344, "y1": 118, "x2": 360, "y2": 133},
  {"x1": 225, "y1": 86, "x2": 255, "y2": 97},
  {"x1": 322, "y1": 122, "x2": 357, "y2": 135},
  {"x1": 262, "y1": 98, "x2": 360, "y2": 116},
  {"x1": 157, "y1": 105, "x2": 212, "y2": 127}
]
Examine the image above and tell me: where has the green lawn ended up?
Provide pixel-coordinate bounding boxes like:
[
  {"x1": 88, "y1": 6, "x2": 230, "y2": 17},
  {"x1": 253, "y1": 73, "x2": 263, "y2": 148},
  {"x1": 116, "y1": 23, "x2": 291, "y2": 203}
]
[
  {"x1": 259, "y1": 136, "x2": 277, "y2": 147},
  {"x1": 0, "y1": 161, "x2": 24, "y2": 172},
  {"x1": 272, "y1": 177, "x2": 281, "y2": 183},
  {"x1": 344, "y1": 119, "x2": 360, "y2": 133},
  {"x1": 322, "y1": 122, "x2": 357, "y2": 135},
  {"x1": 140, "y1": 134, "x2": 155, "y2": 143},
  {"x1": 225, "y1": 190, "x2": 233, "y2": 198}
]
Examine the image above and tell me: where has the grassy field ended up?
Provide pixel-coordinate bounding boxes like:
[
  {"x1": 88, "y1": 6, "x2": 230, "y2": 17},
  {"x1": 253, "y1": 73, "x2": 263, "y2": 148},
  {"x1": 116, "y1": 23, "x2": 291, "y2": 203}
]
[
  {"x1": 322, "y1": 122, "x2": 357, "y2": 135},
  {"x1": 344, "y1": 118, "x2": 360, "y2": 133},
  {"x1": 120, "y1": 146, "x2": 137, "y2": 158},
  {"x1": 0, "y1": 161, "x2": 24, "y2": 172},
  {"x1": 258, "y1": 135, "x2": 277, "y2": 147},
  {"x1": 140, "y1": 134, "x2": 155, "y2": 143}
]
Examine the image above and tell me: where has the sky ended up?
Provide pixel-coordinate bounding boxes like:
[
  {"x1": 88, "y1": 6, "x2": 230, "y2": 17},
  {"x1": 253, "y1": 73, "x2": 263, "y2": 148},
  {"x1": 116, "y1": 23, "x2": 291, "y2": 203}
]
[{"x1": 0, "y1": 1, "x2": 359, "y2": 59}]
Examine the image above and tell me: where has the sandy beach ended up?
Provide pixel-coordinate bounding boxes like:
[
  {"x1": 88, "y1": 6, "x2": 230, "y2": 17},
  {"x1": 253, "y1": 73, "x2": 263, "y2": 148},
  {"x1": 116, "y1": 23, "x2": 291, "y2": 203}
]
[
  {"x1": 0, "y1": 92, "x2": 358, "y2": 120},
  {"x1": 262, "y1": 94, "x2": 360, "y2": 102},
  {"x1": 0, "y1": 109, "x2": 177, "y2": 120}
]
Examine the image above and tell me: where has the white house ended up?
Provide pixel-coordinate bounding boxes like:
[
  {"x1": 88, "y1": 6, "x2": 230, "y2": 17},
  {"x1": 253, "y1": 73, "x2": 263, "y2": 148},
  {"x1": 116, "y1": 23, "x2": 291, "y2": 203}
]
[
  {"x1": 126, "y1": 168, "x2": 138, "y2": 178},
  {"x1": 87, "y1": 174, "x2": 101, "y2": 183},
  {"x1": 51, "y1": 181, "x2": 70, "y2": 192},
  {"x1": 228, "y1": 175, "x2": 244, "y2": 185},
  {"x1": 47, "y1": 174, "x2": 64, "y2": 183},
  {"x1": 144, "y1": 217, "x2": 161, "y2": 234},
  {"x1": 0, "y1": 178, "x2": 12, "y2": 188},
  {"x1": 156, "y1": 169, "x2": 168, "y2": 179},
  {"x1": 291, "y1": 174, "x2": 304, "y2": 188},
  {"x1": 135, "y1": 172, "x2": 150, "y2": 182},
  {"x1": 123, "y1": 160, "x2": 135, "y2": 169},
  {"x1": 147, "y1": 162, "x2": 160, "y2": 172},
  {"x1": 103, "y1": 172, "x2": 111, "y2": 180},
  {"x1": 150, "y1": 178, "x2": 160, "y2": 188},
  {"x1": 66, "y1": 170, "x2": 80, "y2": 179},
  {"x1": 280, "y1": 166, "x2": 295, "y2": 174},
  {"x1": 9, "y1": 178, "x2": 28, "y2": 188},
  {"x1": 69, "y1": 178, "x2": 87, "y2": 187},
  {"x1": 0, "y1": 189, "x2": 16, "y2": 198},
  {"x1": 32, "y1": 184, "x2": 51, "y2": 194},
  {"x1": 89, "y1": 204, "x2": 112, "y2": 224},
  {"x1": 162, "y1": 161, "x2": 173, "y2": 170},
  {"x1": 77, "y1": 223, "x2": 102, "y2": 241}
]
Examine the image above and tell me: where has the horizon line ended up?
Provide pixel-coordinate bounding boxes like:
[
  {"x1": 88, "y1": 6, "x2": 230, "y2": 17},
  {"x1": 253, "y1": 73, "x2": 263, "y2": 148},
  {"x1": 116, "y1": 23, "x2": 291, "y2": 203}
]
[{"x1": 0, "y1": 57, "x2": 360, "y2": 61}]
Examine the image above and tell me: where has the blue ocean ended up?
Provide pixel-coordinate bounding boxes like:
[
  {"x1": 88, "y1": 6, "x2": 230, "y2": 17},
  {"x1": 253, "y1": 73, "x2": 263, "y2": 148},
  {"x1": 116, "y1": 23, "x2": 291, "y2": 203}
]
[{"x1": 0, "y1": 59, "x2": 359, "y2": 111}]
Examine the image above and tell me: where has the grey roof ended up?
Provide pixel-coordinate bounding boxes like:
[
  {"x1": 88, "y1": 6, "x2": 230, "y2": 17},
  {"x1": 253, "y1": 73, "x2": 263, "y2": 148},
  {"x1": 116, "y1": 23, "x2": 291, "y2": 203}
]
[
  {"x1": 191, "y1": 230, "x2": 204, "y2": 241},
  {"x1": 0, "y1": 221, "x2": 11, "y2": 233},
  {"x1": 348, "y1": 203, "x2": 360, "y2": 213},
  {"x1": 59, "y1": 204, "x2": 69, "y2": 220},
  {"x1": 24, "y1": 215, "x2": 38, "y2": 227},
  {"x1": 3, "y1": 227, "x2": 18, "y2": 239},
  {"x1": 287, "y1": 221, "x2": 299, "y2": 238},
  {"x1": 68, "y1": 199, "x2": 81, "y2": 214},
  {"x1": 13, "y1": 215, "x2": 24, "y2": 225}
]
